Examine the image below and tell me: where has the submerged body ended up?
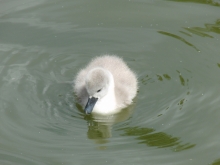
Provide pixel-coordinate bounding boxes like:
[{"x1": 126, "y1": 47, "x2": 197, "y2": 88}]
[{"x1": 74, "y1": 55, "x2": 138, "y2": 115}]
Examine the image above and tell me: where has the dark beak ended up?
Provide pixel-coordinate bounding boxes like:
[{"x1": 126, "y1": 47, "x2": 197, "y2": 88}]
[{"x1": 84, "y1": 97, "x2": 98, "y2": 114}]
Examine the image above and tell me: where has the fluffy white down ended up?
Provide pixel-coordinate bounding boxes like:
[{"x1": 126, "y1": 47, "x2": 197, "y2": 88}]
[{"x1": 74, "y1": 55, "x2": 138, "y2": 115}]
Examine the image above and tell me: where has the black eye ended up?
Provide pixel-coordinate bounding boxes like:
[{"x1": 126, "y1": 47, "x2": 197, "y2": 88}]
[{"x1": 97, "y1": 89, "x2": 102, "y2": 93}]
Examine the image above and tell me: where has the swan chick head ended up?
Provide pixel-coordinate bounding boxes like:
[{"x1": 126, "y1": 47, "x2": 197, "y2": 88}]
[{"x1": 84, "y1": 68, "x2": 110, "y2": 114}]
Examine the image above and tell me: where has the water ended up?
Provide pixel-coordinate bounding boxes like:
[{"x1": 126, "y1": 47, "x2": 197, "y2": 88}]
[{"x1": 0, "y1": 0, "x2": 220, "y2": 164}]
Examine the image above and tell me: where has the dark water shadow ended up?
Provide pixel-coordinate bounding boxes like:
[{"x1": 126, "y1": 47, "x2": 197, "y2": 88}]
[
  {"x1": 118, "y1": 126, "x2": 196, "y2": 152},
  {"x1": 212, "y1": 158, "x2": 220, "y2": 165},
  {"x1": 167, "y1": 0, "x2": 220, "y2": 7}
]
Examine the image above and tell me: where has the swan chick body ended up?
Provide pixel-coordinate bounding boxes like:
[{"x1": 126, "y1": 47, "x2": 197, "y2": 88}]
[{"x1": 74, "y1": 55, "x2": 138, "y2": 115}]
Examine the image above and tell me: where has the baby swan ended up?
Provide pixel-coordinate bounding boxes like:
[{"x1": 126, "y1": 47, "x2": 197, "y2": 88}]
[{"x1": 74, "y1": 55, "x2": 138, "y2": 115}]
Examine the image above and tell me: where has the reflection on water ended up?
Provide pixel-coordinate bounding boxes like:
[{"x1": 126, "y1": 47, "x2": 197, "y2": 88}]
[
  {"x1": 169, "y1": 0, "x2": 220, "y2": 7},
  {"x1": 119, "y1": 127, "x2": 196, "y2": 152},
  {"x1": 163, "y1": 74, "x2": 171, "y2": 80},
  {"x1": 212, "y1": 158, "x2": 220, "y2": 165},
  {"x1": 176, "y1": 70, "x2": 189, "y2": 87},
  {"x1": 140, "y1": 71, "x2": 189, "y2": 87},
  {"x1": 140, "y1": 70, "x2": 191, "y2": 112},
  {"x1": 158, "y1": 31, "x2": 200, "y2": 51},
  {"x1": 140, "y1": 73, "x2": 172, "y2": 85},
  {"x1": 157, "y1": 75, "x2": 163, "y2": 81},
  {"x1": 184, "y1": 27, "x2": 213, "y2": 38},
  {"x1": 158, "y1": 19, "x2": 220, "y2": 53},
  {"x1": 157, "y1": 74, "x2": 171, "y2": 81},
  {"x1": 84, "y1": 106, "x2": 134, "y2": 144},
  {"x1": 184, "y1": 19, "x2": 220, "y2": 37}
]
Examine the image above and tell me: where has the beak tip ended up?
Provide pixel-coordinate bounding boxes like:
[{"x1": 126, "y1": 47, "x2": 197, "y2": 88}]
[
  {"x1": 85, "y1": 110, "x2": 91, "y2": 115},
  {"x1": 84, "y1": 97, "x2": 98, "y2": 114}
]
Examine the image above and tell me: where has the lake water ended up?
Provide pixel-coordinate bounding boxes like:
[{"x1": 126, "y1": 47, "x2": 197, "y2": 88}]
[{"x1": 0, "y1": 0, "x2": 220, "y2": 164}]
